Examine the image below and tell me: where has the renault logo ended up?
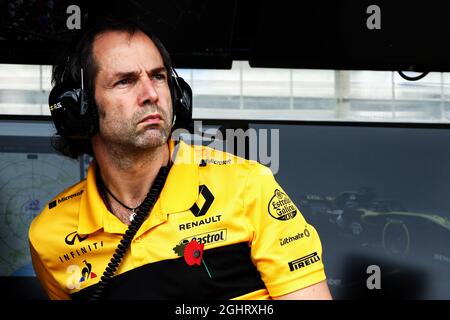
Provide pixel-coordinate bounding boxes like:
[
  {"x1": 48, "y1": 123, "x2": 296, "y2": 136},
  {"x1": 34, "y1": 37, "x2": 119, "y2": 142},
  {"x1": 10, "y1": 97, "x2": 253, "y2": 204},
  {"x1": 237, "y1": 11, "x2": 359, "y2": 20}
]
[{"x1": 190, "y1": 185, "x2": 214, "y2": 217}]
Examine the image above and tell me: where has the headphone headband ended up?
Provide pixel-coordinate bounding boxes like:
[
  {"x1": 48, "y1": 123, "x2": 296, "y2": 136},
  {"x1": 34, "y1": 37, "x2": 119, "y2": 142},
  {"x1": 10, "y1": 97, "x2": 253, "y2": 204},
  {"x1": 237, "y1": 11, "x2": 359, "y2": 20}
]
[{"x1": 49, "y1": 45, "x2": 193, "y2": 139}]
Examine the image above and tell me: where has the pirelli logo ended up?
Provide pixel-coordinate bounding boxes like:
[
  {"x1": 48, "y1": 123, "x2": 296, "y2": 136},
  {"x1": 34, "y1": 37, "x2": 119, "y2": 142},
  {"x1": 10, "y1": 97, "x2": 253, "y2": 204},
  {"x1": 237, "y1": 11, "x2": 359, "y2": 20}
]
[{"x1": 288, "y1": 252, "x2": 320, "y2": 272}]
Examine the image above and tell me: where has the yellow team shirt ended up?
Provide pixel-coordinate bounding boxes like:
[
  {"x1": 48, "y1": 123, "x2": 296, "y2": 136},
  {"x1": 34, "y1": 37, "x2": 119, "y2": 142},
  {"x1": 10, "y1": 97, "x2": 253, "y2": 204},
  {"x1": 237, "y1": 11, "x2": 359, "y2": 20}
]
[{"x1": 29, "y1": 139, "x2": 326, "y2": 299}]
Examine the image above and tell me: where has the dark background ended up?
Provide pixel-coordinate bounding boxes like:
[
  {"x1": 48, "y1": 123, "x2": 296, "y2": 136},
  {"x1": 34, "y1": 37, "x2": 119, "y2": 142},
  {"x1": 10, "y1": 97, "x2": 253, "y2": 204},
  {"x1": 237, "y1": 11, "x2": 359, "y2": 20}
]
[
  {"x1": 251, "y1": 122, "x2": 450, "y2": 299},
  {"x1": 2, "y1": 0, "x2": 450, "y2": 71}
]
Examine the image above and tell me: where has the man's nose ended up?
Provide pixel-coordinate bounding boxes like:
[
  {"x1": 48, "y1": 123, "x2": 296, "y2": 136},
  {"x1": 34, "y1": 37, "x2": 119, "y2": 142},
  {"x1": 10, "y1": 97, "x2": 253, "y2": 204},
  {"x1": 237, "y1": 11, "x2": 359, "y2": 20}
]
[{"x1": 137, "y1": 76, "x2": 159, "y2": 106}]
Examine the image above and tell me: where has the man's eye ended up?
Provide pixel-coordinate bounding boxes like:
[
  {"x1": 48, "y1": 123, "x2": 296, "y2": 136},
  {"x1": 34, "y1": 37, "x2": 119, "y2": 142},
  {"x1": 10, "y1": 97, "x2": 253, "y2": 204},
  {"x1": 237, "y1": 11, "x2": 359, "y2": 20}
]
[
  {"x1": 116, "y1": 78, "x2": 133, "y2": 86},
  {"x1": 153, "y1": 74, "x2": 166, "y2": 81}
]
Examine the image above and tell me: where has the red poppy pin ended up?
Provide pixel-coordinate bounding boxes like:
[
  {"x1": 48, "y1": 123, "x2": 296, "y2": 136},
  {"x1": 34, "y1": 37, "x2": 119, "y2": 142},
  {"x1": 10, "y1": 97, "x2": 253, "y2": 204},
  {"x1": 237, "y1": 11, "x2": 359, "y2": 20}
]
[{"x1": 173, "y1": 239, "x2": 212, "y2": 278}]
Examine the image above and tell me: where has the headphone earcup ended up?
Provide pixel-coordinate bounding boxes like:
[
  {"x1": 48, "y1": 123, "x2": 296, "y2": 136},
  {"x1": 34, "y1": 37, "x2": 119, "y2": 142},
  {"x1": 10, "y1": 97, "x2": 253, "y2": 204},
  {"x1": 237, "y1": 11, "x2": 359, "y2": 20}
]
[
  {"x1": 49, "y1": 83, "x2": 98, "y2": 138},
  {"x1": 171, "y1": 76, "x2": 193, "y2": 132}
]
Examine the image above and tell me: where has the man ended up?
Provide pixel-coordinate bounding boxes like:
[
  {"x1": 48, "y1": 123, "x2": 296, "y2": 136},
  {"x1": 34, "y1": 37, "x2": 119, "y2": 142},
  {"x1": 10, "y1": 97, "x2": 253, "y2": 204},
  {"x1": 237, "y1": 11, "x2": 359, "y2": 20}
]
[{"x1": 29, "y1": 17, "x2": 332, "y2": 300}]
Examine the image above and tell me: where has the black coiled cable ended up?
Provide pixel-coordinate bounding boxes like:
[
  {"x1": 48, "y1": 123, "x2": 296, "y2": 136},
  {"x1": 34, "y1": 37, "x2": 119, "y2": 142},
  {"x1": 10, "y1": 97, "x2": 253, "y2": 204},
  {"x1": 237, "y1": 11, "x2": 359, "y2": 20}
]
[{"x1": 90, "y1": 166, "x2": 170, "y2": 300}]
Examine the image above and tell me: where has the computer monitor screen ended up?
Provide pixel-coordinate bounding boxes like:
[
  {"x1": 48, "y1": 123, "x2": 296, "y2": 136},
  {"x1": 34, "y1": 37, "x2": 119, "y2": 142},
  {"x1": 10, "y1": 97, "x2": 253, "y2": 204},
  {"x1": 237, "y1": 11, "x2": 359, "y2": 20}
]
[
  {"x1": 250, "y1": 122, "x2": 450, "y2": 299},
  {"x1": 0, "y1": 117, "x2": 85, "y2": 277}
]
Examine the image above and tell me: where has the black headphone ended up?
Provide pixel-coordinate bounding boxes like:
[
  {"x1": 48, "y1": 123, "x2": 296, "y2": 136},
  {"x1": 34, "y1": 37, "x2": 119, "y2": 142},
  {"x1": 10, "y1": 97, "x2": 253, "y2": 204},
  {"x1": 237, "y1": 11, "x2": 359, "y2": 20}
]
[{"x1": 48, "y1": 41, "x2": 193, "y2": 139}]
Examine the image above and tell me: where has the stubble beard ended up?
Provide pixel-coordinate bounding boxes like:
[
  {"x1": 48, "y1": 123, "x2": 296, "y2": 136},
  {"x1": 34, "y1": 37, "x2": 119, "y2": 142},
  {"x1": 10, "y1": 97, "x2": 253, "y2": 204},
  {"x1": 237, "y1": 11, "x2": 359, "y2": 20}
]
[{"x1": 99, "y1": 104, "x2": 173, "y2": 154}]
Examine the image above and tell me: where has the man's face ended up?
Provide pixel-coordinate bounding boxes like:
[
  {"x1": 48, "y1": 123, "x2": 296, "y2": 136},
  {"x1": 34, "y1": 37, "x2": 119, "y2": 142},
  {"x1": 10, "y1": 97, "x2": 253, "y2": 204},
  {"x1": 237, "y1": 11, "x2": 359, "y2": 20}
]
[{"x1": 93, "y1": 30, "x2": 173, "y2": 150}]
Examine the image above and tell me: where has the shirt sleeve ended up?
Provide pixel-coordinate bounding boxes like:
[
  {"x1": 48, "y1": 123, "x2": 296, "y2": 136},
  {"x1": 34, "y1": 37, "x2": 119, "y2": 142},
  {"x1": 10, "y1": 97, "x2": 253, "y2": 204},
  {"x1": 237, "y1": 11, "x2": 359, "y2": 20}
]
[
  {"x1": 29, "y1": 241, "x2": 70, "y2": 300},
  {"x1": 243, "y1": 163, "x2": 327, "y2": 297}
]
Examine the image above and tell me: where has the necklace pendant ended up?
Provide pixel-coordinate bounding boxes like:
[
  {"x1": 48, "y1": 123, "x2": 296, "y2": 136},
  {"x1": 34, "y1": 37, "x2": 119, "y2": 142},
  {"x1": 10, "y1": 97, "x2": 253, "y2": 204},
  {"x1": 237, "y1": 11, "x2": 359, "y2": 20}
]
[{"x1": 129, "y1": 211, "x2": 137, "y2": 222}]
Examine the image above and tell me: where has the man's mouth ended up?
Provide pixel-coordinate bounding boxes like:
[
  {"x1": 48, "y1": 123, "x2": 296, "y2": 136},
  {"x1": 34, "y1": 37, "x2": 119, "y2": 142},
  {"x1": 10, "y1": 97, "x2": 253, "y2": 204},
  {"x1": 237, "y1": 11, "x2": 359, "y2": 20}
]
[{"x1": 139, "y1": 113, "x2": 162, "y2": 125}]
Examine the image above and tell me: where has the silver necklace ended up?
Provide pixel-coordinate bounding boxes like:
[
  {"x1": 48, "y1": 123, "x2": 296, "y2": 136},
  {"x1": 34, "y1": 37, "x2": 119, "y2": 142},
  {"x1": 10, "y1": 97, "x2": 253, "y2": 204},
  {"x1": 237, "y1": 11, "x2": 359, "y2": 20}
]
[{"x1": 102, "y1": 183, "x2": 142, "y2": 222}]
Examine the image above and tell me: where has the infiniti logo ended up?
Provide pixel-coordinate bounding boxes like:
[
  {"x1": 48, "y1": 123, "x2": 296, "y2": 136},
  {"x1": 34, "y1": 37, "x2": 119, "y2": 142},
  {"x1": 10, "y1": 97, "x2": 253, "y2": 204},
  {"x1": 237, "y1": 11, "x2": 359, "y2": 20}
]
[{"x1": 65, "y1": 231, "x2": 89, "y2": 245}]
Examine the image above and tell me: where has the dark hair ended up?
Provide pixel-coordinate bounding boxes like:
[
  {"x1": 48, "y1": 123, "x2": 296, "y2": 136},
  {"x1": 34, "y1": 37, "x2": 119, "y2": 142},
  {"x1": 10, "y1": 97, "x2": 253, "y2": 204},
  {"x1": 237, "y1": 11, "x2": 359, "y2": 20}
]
[{"x1": 51, "y1": 16, "x2": 174, "y2": 159}]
